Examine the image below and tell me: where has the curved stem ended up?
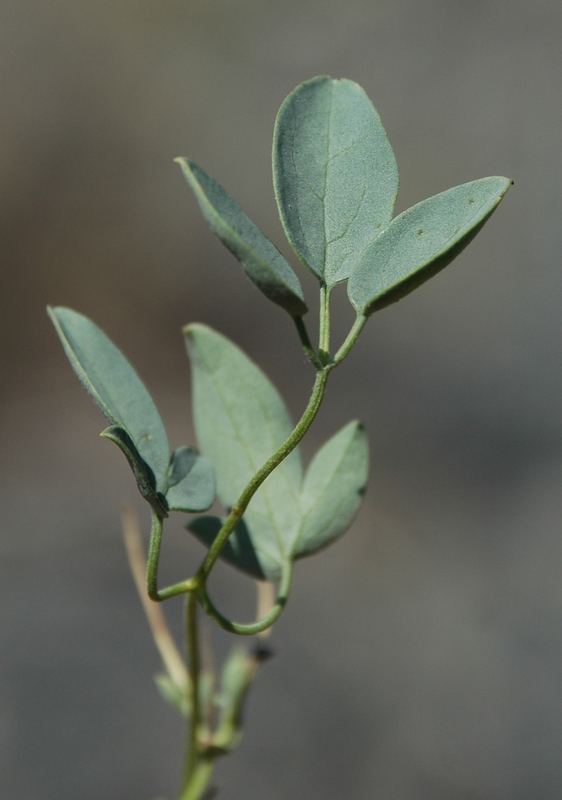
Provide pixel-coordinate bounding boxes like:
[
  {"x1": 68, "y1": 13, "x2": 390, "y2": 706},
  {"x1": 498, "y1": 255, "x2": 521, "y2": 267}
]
[
  {"x1": 147, "y1": 510, "x2": 197, "y2": 601},
  {"x1": 198, "y1": 560, "x2": 293, "y2": 635},
  {"x1": 196, "y1": 367, "x2": 329, "y2": 584},
  {"x1": 331, "y1": 312, "x2": 367, "y2": 367},
  {"x1": 292, "y1": 315, "x2": 323, "y2": 369}
]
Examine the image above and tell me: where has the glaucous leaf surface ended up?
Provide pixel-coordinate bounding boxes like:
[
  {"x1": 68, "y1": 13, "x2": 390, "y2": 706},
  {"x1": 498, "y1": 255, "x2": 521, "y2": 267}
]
[
  {"x1": 101, "y1": 425, "x2": 167, "y2": 515},
  {"x1": 295, "y1": 421, "x2": 368, "y2": 558},
  {"x1": 348, "y1": 176, "x2": 512, "y2": 316},
  {"x1": 165, "y1": 447, "x2": 215, "y2": 513},
  {"x1": 176, "y1": 158, "x2": 308, "y2": 317},
  {"x1": 185, "y1": 323, "x2": 302, "y2": 580},
  {"x1": 48, "y1": 307, "x2": 214, "y2": 513},
  {"x1": 48, "y1": 306, "x2": 170, "y2": 493},
  {"x1": 273, "y1": 76, "x2": 398, "y2": 287},
  {"x1": 186, "y1": 325, "x2": 369, "y2": 580}
]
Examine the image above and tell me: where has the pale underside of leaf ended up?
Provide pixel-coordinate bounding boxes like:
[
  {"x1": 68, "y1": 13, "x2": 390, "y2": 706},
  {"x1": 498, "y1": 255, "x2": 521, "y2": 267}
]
[
  {"x1": 348, "y1": 176, "x2": 512, "y2": 315},
  {"x1": 176, "y1": 157, "x2": 307, "y2": 317},
  {"x1": 273, "y1": 76, "x2": 399, "y2": 286}
]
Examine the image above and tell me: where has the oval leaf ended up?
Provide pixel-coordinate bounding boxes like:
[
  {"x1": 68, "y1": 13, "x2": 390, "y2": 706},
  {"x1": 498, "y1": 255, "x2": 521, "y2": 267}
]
[
  {"x1": 273, "y1": 76, "x2": 399, "y2": 286},
  {"x1": 294, "y1": 421, "x2": 369, "y2": 558},
  {"x1": 48, "y1": 306, "x2": 170, "y2": 494},
  {"x1": 348, "y1": 176, "x2": 512, "y2": 316},
  {"x1": 176, "y1": 158, "x2": 308, "y2": 317},
  {"x1": 166, "y1": 447, "x2": 215, "y2": 513},
  {"x1": 185, "y1": 324, "x2": 302, "y2": 580}
]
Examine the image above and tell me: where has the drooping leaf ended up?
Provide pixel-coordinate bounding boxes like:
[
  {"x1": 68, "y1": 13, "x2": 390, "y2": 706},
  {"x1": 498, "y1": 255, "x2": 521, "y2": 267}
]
[
  {"x1": 294, "y1": 421, "x2": 368, "y2": 558},
  {"x1": 185, "y1": 323, "x2": 302, "y2": 580},
  {"x1": 48, "y1": 307, "x2": 215, "y2": 513},
  {"x1": 166, "y1": 447, "x2": 215, "y2": 513},
  {"x1": 176, "y1": 158, "x2": 308, "y2": 317},
  {"x1": 273, "y1": 76, "x2": 399, "y2": 286},
  {"x1": 348, "y1": 176, "x2": 512, "y2": 316}
]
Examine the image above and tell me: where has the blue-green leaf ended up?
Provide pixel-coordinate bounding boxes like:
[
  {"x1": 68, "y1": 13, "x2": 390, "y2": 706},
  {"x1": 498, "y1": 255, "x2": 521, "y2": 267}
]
[
  {"x1": 154, "y1": 673, "x2": 190, "y2": 718},
  {"x1": 176, "y1": 157, "x2": 308, "y2": 317},
  {"x1": 48, "y1": 306, "x2": 170, "y2": 495},
  {"x1": 185, "y1": 323, "x2": 302, "y2": 581},
  {"x1": 101, "y1": 425, "x2": 167, "y2": 515},
  {"x1": 48, "y1": 307, "x2": 215, "y2": 514},
  {"x1": 166, "y1": 447, "x2": 215, "y2": 513},
  {"x1": 273, "y1": 76, "x2": 398, "y2": 286},
  {"x1": 295, "y1": 421, "x2": 369, "y2": 558},
  {"x1": 348, "y1": 176, "x2": 512, "y2": 316}
]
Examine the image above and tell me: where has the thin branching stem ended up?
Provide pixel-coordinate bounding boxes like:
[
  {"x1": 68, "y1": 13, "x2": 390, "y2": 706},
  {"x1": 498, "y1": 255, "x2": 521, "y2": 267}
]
[{"x1": 182, "y1": 591, "x2": 202, "y2": 790}]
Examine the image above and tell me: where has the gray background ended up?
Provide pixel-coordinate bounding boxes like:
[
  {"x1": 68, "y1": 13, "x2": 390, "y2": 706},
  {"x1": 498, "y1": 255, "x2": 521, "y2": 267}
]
[{"x1": 1, "y1": 1, "x2": 562, "y2": 798}]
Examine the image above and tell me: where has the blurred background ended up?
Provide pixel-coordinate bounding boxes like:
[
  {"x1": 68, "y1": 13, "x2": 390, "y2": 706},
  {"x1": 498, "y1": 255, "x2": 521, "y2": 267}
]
[{"x1": 1, "y1": 1, "x2": 562, "y2": 798}]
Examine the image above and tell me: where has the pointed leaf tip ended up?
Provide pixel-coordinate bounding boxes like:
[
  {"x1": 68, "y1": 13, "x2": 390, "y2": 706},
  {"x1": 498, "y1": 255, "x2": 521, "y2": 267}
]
[
  {"x1": 176, "y1": 157, "x2": 308, "y2": 317},
  {"x1": 348, "y1": 176, "x2": 511, "y2": 315}
]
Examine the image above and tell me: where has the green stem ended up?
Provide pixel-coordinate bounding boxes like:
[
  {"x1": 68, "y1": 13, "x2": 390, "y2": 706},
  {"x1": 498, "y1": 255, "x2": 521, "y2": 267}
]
[
  {"x1": 146, "y1": 511, "x2": 164, "y2": 601},
  {"x1": 331, "y1": 312, "x2": 367, "y2": 367},
  {"x1": 292, "y1": 315, "x2": 323, "y2": 369},
  {"x1": 198, "y1": 560, "x2": 293, "y2": 635},
  {"x1": 318, "y1": 284, "x2": 331, "y2": 363},
  {"x1": 181, "y1": 592, "x2": 203, "y2": 794},
  {"x1": 178, "y1": 755, "x2": 215, "y2": 800},
  {"x1": 197, "y1": 367, "x2": 329, "y2": 584},
  {"x1": 147, "y1": 510, "x2": 197, "y2": 601}
]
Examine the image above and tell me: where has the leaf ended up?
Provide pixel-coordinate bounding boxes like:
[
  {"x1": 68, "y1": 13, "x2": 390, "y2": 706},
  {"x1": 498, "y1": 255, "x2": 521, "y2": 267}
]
[
  {"x1": 48, "y1": 306, "x2": 171, "y2": 494},
  {"x1": 273, "y1": 76, "x2": 399, "y2": 286},
  {"x1": 176, "y1": 158, "x2": 308, "y2": 317},
  {"x1": 347, "y1": 176, "x2": 512, "y2": 316},
  {"x1": 295, "y1": 421, "x2": 369, "y2": 558},
  {"x1": 48, "y1": 307, "x2": 215, "y2": 514},
  {"x1": 189, "y1": 516, "x2": 274, "y2": 580},
  {"x1": 214, "y1": 646, "x2": 255, "y2": 740},
  {"x1": 101, "y1": 426, "x2": 167, "y2": 515},
  {"x1": 166, "y1": 447, "x2": 215, "y2": 513},
  {"x1": 185, "y1": 324, "x2": 302, "y2": 581},
  {"x1": 154, "y1": 673, "x2": 189, "y2": 718}
]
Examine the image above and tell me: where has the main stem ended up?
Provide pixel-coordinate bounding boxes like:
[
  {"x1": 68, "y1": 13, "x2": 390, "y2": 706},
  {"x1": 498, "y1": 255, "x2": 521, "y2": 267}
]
[{"x1": 183, "y1": 592, "x2": 201, "y2": 787}]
